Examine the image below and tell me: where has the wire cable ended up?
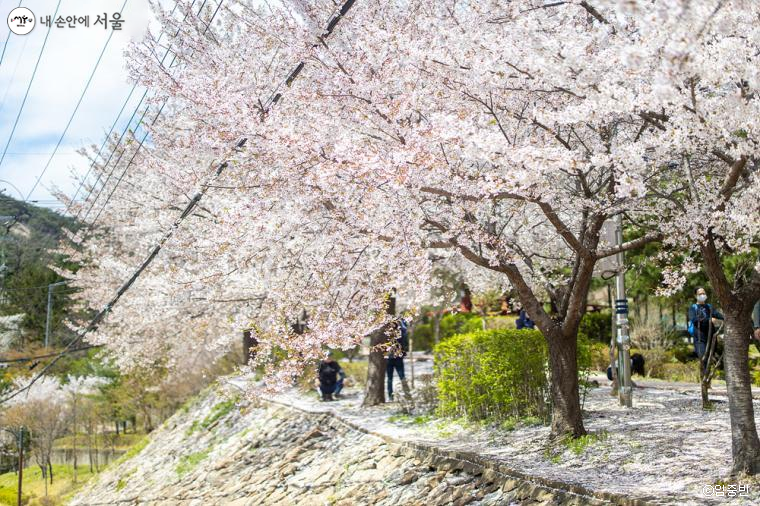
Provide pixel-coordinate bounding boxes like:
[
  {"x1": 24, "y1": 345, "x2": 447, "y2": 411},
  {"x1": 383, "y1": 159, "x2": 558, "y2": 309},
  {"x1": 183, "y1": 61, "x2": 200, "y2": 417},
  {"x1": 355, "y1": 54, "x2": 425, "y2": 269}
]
[
  {"x1": 61, "y1": 84, "x2": 137, "y2": 216},
  {"x1": 24, "y1": 0, "x2": 131, "y2": 202},
  {"x1": 71, "y1": 0, "x2": 198, "y2": 224},
  {"x1": 0, "y1": 0, "x2": 359, "y2": 406},
  {"x1": 0, "y1": 0, "x2": 23, "y2": 71},
  {"x1": 80, "y1": 0, "x2": 223, "y2": 230},
  {"x1": 62, "y1": 0, "x2": 191, "y2": 218},
  {"x1": 0, "y1": 0, "x2": 63, "y2": 171}
]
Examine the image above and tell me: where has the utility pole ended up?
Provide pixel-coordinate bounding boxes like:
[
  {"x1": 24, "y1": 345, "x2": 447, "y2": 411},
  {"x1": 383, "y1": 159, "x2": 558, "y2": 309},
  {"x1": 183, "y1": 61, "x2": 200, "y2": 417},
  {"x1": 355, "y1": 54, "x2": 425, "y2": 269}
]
[
  {"x1": 16, "y1": 428, "x2": 23, "y2": 506},
  {"x1": 614, "y1": 214, "x2": 633, "y2": 407},
  {"x1": 44, "y1": 281, "x2": 68, "y2": 348}
]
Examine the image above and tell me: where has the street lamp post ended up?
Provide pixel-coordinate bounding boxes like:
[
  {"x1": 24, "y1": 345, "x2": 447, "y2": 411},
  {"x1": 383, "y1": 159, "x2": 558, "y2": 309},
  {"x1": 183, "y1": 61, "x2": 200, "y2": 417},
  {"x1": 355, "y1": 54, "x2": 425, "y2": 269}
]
[{"x1": 614, "y1": 214, "x2": 633, "y2": 407}]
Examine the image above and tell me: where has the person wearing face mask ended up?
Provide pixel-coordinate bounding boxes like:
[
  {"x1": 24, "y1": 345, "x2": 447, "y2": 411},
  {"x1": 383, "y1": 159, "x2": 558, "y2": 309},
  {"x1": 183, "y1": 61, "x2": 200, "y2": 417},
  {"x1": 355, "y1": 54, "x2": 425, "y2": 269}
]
[{"x1": 687, "y1": 287, "x2": 724, "y2": 358}]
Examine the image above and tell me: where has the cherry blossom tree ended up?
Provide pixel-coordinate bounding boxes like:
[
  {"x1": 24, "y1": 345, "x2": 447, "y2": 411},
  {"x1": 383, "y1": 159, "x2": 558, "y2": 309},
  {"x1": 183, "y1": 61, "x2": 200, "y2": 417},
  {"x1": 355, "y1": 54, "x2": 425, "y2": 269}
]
[
  {"x1": 69, "y1": 0, "x2": 672, "y2": 439},
  {"x1": 68, "y1": 1, "x2": 759, "y2": 468}
]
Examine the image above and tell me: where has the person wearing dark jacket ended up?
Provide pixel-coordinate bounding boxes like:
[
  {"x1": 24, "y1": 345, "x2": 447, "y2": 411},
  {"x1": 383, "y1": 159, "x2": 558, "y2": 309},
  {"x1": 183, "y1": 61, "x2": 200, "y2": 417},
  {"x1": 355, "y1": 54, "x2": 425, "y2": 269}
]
[
  {"x1": 318, "y1": 353, "x2": 344, "y2": 401},
  {"x1": 688, "y1": 287, "x2": 724, "y2": 358},
  {"x1": 386, "y1": 318, "x2": 411, "y2": 401},
  {"x1": 515, "y1": 309, "x2": 535, "y2": 330}
]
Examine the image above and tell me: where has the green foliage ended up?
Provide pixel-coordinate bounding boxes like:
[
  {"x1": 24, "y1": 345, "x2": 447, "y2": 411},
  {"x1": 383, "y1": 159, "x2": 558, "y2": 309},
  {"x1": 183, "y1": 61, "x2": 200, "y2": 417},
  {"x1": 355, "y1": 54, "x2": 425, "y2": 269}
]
[
  {"x1": 439, "y1": 313, "x2": 484, "y2": 339},
  {"x1": 175, "y1": 449, "x2": 211, "y2": 476},
  {"x1": 0, "y1": 196, "x2": 81, "y2": 345},
  {"x1": 588, "y1": 342, "x2": 611, "y2": 371},
  {"x1": 410, "y1": 322, "x2": 434, "y2": 351},
  {"x1": 434, "y1": 329, "x2": 550, "y2": 422},
  {"x1": 434, "y1": 328, "x2": 593, "y2": 423},
  {"x1": 115, "y1": 478, "x2": 128, "y2": 491},
  {"x1": 579, "y1": 311, "x2": 612, "y2": 343},
  {"x1": 412, "y1": 312, "x2": 484, "y2": 351}
]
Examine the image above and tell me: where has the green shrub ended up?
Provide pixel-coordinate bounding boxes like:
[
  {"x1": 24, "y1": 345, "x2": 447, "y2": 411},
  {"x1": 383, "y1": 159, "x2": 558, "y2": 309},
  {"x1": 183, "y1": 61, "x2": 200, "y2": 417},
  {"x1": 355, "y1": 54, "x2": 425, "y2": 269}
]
[
  {"x1": 658, "y1": 362, "x2": 700, "y2": 382},
  {"x1": 580, "y1": 311, "x2": 612, "y2": 343},
  {"x1": 484, "y1": 315, "x2": 517, "y2": 330},
  {"x1": 410, "y1": 323, "x2": 434, "y2": 352},
  {"x1": 439, "y1": 313, "x2": 484, "y2": 341},
  {"x1": 434, "y1": 329, "x2": 550, "y2": 422},
  {"x1": 588, "y1": 342, "x2": 610, "y2": 372},
  {"x1": 411, "y1": 313, "x2": 484, "y2": 352},
  {"x1": 186, "y1": 396, "x2": 239, "y2": 436}
]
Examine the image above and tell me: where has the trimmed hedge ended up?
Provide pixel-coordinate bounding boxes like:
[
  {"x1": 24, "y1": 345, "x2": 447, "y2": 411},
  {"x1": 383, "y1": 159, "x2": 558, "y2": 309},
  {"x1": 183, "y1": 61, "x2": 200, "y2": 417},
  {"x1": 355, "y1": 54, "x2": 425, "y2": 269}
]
[{"x1": 434, "y1": 329, "x2": 592, "y2": 423}]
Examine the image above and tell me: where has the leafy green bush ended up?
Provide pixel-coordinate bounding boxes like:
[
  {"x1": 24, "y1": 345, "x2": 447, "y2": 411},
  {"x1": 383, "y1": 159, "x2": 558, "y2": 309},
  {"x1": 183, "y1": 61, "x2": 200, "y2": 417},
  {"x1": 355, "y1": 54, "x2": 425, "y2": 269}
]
[
  {"x1": 434, "y1": 329, "x2": 550, "y2": 421},
  {"x1": 410, "y1": 323, "x2": 434, "y2": 351},
  {"x1": 484, "y1": 315, "x2": 517, "y2": 330},
  {"x1": 580, "y1": 311, "x2": 612, "y2": 343},
  {"x1": 434, "y1": 329, "x2": 593, "y2": 423},
  {"x1": 439, "y1": 313, "x2": 483, "y2": 339},
  {"x1": 411, "y1": 312, "x2": 484, "y2": 352},
  {"x1": 588, "y1": 342, "x2": 610, "y2": 372}
]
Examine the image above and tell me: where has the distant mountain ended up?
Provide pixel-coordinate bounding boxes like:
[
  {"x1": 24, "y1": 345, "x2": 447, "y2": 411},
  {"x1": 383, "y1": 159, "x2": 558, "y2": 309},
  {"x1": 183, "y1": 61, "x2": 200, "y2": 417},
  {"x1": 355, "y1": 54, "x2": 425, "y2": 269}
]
[
  {"x1": 0, "y1": 195, "x2": 81, "y2": 345},
  {"x1": 0, "y1": 195, "x2": 78, "y2": 241}
]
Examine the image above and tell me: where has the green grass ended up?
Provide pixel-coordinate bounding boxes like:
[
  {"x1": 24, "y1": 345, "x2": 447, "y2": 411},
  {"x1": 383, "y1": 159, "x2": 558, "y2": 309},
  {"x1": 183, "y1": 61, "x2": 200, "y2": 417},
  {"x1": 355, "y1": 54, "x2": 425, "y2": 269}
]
[
  {"x1": 175, "y1": 449, "x2": 211, "y2": 477},
  {"x1": 563, "y1": 431, "x2": 610, "y2": 456},
  {"x1": 186, "y1": 396, "x2": 240, "y2": 436},
  {"x1": 0, "y1": 464, "x2": 96, "y2": 505}
]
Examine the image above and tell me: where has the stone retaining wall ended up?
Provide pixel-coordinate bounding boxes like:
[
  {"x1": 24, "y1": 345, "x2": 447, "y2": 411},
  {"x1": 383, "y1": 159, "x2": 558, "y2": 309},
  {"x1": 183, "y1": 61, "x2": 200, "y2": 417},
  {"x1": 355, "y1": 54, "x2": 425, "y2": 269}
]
[{"x1": 71, "y1": 387, "x2": 653, "y2": 505}]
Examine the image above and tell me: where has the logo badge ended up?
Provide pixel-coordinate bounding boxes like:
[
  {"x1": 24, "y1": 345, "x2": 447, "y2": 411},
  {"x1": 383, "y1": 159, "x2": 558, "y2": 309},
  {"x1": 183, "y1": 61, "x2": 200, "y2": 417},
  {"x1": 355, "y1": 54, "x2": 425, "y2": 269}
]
[{"x1": 7, "y1": 7, "x2": 35, "y2": 35}]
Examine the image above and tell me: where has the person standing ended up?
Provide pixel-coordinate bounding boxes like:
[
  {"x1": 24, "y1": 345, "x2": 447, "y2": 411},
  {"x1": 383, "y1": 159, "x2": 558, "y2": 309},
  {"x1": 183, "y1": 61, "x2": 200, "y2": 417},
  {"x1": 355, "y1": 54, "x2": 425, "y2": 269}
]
[
  {"x1": 688, "y1": 287, "x2": 724, "y2": 358},
  {"x1": 386, "y1": 318, "x2": 411, "y2": 401}
]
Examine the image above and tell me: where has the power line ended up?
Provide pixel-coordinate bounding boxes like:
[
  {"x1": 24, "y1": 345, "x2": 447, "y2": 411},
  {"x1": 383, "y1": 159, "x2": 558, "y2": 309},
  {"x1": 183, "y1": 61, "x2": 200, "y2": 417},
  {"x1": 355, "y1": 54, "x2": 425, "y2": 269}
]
[
  {"x1": 0, "y1": 0, "x2": 359, "y2": 405},
  {"x1": 80, "y1": 0, "x2": 222, "y2": 231},
  {"x1": 0, "y1": 1, "x2": 23, "y2": 70},
  {"x1": 61, "y1": 86, "x2": 137, "y2": 217},
  {"x1": 77, "y1": 104, "x2": 151, "y2": 224},
  {"x1": 25, "y1": 0, "x2": 131, "y2": 202},
  {"x1": 62, "y1": 0, "x2": 194, "y2": 218},
  {"x1": 0, "y1": 0, "x2": 63, "y2": 172},
  {"x1": 71, "y1": 0, "x2": 199, "y2": 224},
  {"x1": 0, "y1": 345, "x2": 101, "y2": 365}
]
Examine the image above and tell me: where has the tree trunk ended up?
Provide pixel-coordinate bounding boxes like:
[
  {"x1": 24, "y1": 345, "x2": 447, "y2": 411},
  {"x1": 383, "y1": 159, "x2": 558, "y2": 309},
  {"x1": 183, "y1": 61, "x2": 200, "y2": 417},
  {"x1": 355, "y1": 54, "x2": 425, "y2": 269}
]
[
  {"x1": 363, "y1": 326, "x2": 387, "y2": 406},
  {"x1": 546, "y1": 331, "x2": 586, "y2": 438},
  {"x1": 48, "y1": 460, "x2": 53, "y2": 484},
  {"x1": 433, "y1": 313, "x2": 441, "y2": 345},
  {"x1": 723, "y1": 314, "x2": 760, "y2": 474}
]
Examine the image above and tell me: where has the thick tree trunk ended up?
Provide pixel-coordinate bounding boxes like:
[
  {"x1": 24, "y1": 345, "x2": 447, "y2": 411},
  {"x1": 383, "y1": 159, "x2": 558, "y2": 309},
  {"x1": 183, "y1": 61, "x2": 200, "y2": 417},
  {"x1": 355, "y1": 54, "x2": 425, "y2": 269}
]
[
  {"x1": 546, "y1": 331, "x2": 586, "y2": 438},
  {"x1": 363, "y1": 326, "x2": 387, "y2": 406},
  {"x1": 723, "y1": 315, "x2": 760, "y2": 474}
]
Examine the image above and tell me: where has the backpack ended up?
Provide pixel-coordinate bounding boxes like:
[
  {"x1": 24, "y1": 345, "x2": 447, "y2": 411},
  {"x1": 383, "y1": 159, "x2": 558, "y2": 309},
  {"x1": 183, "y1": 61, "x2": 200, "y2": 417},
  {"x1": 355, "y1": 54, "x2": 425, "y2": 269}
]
[
  {"x1": 319, "y1": 362, "x2": 339, "y2": 383},
  {"x1": 688, "y1": 303, "x2": 712, "y2": 337}
]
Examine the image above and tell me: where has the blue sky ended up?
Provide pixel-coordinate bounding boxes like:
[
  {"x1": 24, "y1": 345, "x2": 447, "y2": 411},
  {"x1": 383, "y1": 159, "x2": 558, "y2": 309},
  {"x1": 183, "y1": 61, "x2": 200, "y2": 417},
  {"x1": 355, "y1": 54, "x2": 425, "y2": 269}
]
[{"x1": 0, "y1": 0, "x2": 155, "y2": 210}]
